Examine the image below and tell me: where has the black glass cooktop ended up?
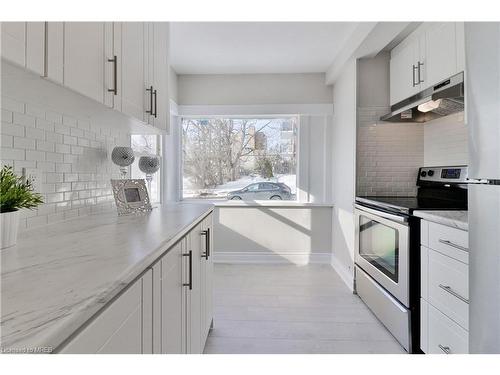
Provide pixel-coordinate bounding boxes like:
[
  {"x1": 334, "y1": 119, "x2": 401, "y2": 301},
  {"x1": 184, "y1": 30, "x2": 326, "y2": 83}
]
[{"x1": 355, "y1": 195, "x2": 467, "y2": 215}]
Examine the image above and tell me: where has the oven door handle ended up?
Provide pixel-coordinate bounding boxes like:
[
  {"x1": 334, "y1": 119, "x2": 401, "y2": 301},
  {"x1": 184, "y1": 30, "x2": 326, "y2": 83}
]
[{"x1": 354, "y1": 204, "x2": 408, "y2": 224}]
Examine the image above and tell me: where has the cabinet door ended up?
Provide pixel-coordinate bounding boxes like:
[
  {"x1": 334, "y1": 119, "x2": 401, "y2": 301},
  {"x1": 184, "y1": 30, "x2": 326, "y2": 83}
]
[
  {"x1": 187, "y1": 222, "x2": 203, "y2": 354},
  {"x1": 200, "y1": 214, "x2": 214, "y2": 346},
  {"x1": 158, "y1": 241, "x2": 186, "y2": 353},
  {"x1": 151, "y1": 22, "x2": 169, "y2": 131},
  {"x1": 390, "y1": 36, "x2": 419, "y2": 105},
  {"x1": 424, "y1": 22, "x2": 458, "y2": 88},
  {"x1": 120, "y1": 22, "x2": 147, "y2": 122},
  {"x1": 46, "y1": 22, "x2": 64, "y2": 84},
  {"x1": 1, "y1": 22, "x2": 26, "y2": 67},
  {"x1": 60, "y1": 270, "x2": 153, "y2": 354},
  {"x1": 25, "y1": 22, "x2": 45, "y2": 75},
  {"x1": 63, "y1": 22, "x2": 105, "y2": 103}
]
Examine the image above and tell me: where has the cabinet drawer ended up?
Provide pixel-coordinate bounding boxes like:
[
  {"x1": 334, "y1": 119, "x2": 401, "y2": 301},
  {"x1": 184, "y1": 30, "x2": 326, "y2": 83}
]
[
  {"x1": 60, "y1": 275, "x2": 145, "y2": 353},
  {"x1": 427, "y1": 303, "x2": 468, "y2": 354},
  {"x1": 428, "y1": 248, "x2": 469, "y2": 330},
  {"x1": 428, "y1": 221, "x2": 468, "y2": 264}
]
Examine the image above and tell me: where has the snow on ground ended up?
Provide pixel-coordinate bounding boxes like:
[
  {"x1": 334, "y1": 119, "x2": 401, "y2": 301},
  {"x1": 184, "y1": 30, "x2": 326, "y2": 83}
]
[{"x1": 183, "y1": 174, "x2": 296, "y2": 199}]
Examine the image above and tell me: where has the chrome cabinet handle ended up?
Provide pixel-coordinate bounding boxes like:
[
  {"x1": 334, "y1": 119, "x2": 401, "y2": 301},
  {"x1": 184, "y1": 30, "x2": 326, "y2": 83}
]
[
  {"x1": 153, "y1": 89, "x2": 158, "y2": 118},
  {"x1": 412, "y1": 64, "x2": 418, "y2": 87},
  {"x1": 146, "y1": 86, "x2": 154, "y2": 115},
  {"x1": 183, "y1": 251, "x2": 193, "y2": 290},
  {"x1": 438, "y1": 344, "x2": 451, "y2": 354},
  {"x1": 438, "y1": 239, "x2": 468, "y2": 252},
  {"x1": 201, "y1": 228, "x2": 210, "y2": 260},
  {"x1": 107, "y1": 56, "x2": 118, "y2": 95},
  {"x1": 439, "y1": 284, "x2": 469, "y2": 304},
  {"x1": 417, "y1": 61, "x2": 424, "y2": 83}
]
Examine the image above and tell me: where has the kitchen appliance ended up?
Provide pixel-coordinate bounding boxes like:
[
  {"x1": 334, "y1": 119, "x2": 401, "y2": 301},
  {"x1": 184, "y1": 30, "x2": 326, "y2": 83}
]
[
  {"x1": 465, "y1": 23, "x2": 500, "y2": 354},
  {"x1": 354, "y1": 166, "x2": 468, "y2": 353},
  {"x1": 380, "y1": 72, "x2": 464, "y2": 123}
]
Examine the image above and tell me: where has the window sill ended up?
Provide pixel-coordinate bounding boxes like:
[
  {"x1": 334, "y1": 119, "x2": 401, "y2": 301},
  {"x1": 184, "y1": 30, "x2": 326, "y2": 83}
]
[{"x1": 182, "y1": 199, "x2": 334, "y2": 208}]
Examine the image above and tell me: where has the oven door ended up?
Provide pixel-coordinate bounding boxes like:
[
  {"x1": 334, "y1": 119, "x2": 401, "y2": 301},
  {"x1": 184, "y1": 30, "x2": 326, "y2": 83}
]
[{"x1": 354, "y1": 204, "x2": 410, "y2": 307}]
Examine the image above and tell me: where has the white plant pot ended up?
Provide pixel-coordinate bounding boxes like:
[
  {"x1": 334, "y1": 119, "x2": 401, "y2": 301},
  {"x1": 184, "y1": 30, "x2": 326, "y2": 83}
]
[{"x1": 1, "y1": 210, "x2": 20, "y2": 249}]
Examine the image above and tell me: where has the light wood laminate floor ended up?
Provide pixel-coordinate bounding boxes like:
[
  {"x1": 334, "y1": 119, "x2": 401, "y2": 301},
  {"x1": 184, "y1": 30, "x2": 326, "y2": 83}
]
[{"x1": 204, "y1": 264, "x2": 406, "y2": 354}]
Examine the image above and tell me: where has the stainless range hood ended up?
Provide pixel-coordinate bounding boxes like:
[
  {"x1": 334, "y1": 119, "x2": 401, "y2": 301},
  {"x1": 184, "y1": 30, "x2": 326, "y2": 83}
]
[{"x1": 380, "y1": 72, "x2": 464, "y2": 123}]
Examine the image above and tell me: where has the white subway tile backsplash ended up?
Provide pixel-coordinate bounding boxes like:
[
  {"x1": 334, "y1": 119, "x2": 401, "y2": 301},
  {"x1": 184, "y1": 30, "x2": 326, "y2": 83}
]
[
  {"x1": 14, "y1": 136, "x2": 35, "y2": 150},
  {"x1": 1, "y1": 94, "x2": 129, "y2": 230},
  {"x1": 36, "y1": 140, "x2": 55, "y2": 152},
  {"x1": 1, "y1": 134, "x2": 14, "y2": 148},
  {"x1": 357, "y1": 106, "x2": 423, "y2": 196},
  {"x1": 26, "y1": 127, "x2": 45, "y2": 141},
  {"x1": 46, "y1": 110, "x2": 63, "y2": 124},
  {"x1": 3, "y1": 148, "x2": 25, "y2": 161},
  {"x1": 2, "y1": 97, "x2": 25, "y2": 113},
  {"x1": 2, "y1": 109, "x2": 13, "y2": 123},
  {"x1": 63, "y1": 135, "x2": 77, "y2": 145},
  {"x1": 424, "y1": 112, "x2": 468, "y2": 166},
  {"x1": 26, "y1": 150, "x2": 46, "y2": 161},
  {"x1": 13, "y1": 112, "x2": 36, "y2": 128},
  {"x1": 2, "y1": 122, "x2": 25, "y2": 137}
]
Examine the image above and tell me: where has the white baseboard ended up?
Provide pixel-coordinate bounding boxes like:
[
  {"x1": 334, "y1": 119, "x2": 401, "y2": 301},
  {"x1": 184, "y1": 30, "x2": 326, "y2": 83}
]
[
  {"x1": 331, "y1": 256, "x2": 355, "y2": 293},
  {"x1": 213, "y1": 251, "x2": 332, "y2": 265}
]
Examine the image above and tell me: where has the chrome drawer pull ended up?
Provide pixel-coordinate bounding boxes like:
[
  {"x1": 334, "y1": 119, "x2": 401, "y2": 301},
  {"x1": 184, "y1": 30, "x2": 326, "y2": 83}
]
[
  {"x1": 438, "y1": 239, "x2": 468, "y2": 252},
  {"x1": 438, "y1": 344, "x2": 451, "y2": 354},
  {"x1": 439, "y1": 284, "x2": 469, "y2": 304}
]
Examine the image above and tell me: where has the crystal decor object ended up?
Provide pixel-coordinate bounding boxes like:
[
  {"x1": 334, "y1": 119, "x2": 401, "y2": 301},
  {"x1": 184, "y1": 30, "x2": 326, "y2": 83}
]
[
  {"x1": 138, "y1": 155, "x2": 161, "y2": 195},
  {"x1": 111, "y1": 146, "x2": 135, "y2": 179}
]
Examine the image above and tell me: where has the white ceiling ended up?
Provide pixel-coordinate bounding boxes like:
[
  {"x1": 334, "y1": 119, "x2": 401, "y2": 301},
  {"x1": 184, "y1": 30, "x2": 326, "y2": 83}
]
[{"x1": 170, "y1": 22, "x2": 359, "y2": 75}]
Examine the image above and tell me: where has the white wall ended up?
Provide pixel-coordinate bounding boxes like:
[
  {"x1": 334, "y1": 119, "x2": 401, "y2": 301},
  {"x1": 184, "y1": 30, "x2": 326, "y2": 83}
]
[
  {"x1": 213, "y1": 205, "x2": 333, "y2": 264},
  {"x1": 424, "y1": 112, "x2": 468, "y2": 166},
  {"x1": 177, "y1": 73, "x2": 333, "y2": 105},
  {"x1": 331, "y1": 59, "x2": 358, "y2": 290}
]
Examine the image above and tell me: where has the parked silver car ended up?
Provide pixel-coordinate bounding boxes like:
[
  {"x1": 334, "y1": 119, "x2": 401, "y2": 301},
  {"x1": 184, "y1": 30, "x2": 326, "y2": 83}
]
[{"x1": 227, "y1": 182, "x2": 292, "y2": 200}]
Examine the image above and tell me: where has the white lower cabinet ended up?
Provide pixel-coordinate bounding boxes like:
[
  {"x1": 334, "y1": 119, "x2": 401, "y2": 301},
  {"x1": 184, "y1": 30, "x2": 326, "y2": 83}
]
[
  {"x1": 60, "y1": 270, "x2": 153, "y2": 354},
  {"x1": 420, "y1": 219, "x2": 469, "y2": 354},
  {"x1": 422, "y1": 300, "x2": 469, "y2": 354},
  {"x1": 152, "y1": 213, "x2": 213, "y2": 354},
  {"x1": 59, "y1": 212, "x2": 213, "y2": 354}
]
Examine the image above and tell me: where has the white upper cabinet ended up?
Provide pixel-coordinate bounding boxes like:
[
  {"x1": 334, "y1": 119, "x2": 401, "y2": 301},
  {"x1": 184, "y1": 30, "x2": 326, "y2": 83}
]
[
  {"x1": 390, "y1": 22, "x2": 465, "y2": 105},
  {"x1": 390, "y1": 34, "x2": 421, "y2": 105},
  {"x1": 423, "y1": 23, "x2": 458, "y2": 89},
  {"x1": 2, "y1": 21, "x2": 170, "y2": 132},
  {"x1": 63, "y1": 22, "x2": 106, "y2": 104},
  {"x1": 118, "y1": 22, "x2": 147, "y2": 122},
  {"x1": 1, "y1": 22, "x2": 27, "y2": 67},
  {"x1": 1, "y1": 22, "x2": 45, "y2": 76},
  {"x1": 25, "y1": 22, "x2": 45, "y2": 75},
  {"x1": 46, "y1": 22, "x2": 64, "y2": 84},
  {"x1": 146, "y1": 22, "x2": 170, "y2": 131}
]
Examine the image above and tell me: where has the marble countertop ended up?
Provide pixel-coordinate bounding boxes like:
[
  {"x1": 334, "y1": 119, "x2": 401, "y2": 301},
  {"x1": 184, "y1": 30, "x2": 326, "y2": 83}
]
[
  {"x1": 0, "y1": 203, "x2": 213, "y2": 352},
  {"x1": 413, "y1": 210, "x2": 468, "y2": 231}
]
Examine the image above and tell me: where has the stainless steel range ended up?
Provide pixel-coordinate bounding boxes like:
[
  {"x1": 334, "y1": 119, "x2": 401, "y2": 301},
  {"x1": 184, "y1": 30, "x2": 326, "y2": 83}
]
[{"x1": 354, "y1": 165, "x2": 468, "y2": 353}]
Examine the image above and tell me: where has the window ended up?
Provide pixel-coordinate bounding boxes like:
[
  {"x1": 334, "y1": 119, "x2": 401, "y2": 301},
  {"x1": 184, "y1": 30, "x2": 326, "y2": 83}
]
[
  {"x1": 181, "y1": 117, "x2": 297, "y2": 201},
  {"x1": 131, "y1": 134, "x2": 162, "y2": 203}
]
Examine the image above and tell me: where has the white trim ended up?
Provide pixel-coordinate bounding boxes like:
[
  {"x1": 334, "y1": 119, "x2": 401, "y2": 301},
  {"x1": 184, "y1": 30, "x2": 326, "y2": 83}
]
[
  {"x1": 213, "y1": 201, "x2": 334, "y2": 208},
  {"x1": 169, "y1": 99, "x2": 179, "y2": 116},
  {"x1": 213, "y1": 251, "x2": 332, "y2": 265},
  {"x1": 331, "y1": 255, "x2": 355, "y2": 293},
  {"x1": 178, "y1": 103, "x2": 333, "y2": 117}
]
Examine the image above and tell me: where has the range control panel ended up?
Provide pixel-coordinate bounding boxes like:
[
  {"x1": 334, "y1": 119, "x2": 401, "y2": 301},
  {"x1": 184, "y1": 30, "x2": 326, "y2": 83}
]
[{"x1": 418, "y1": 166, "x2": 468, "y2": 184}]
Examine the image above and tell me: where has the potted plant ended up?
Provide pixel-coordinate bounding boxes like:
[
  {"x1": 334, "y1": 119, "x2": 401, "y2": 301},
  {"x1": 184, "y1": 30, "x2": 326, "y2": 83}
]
[{"x1": 1, "y1": 166, "x2": 43, "y2": 249}]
